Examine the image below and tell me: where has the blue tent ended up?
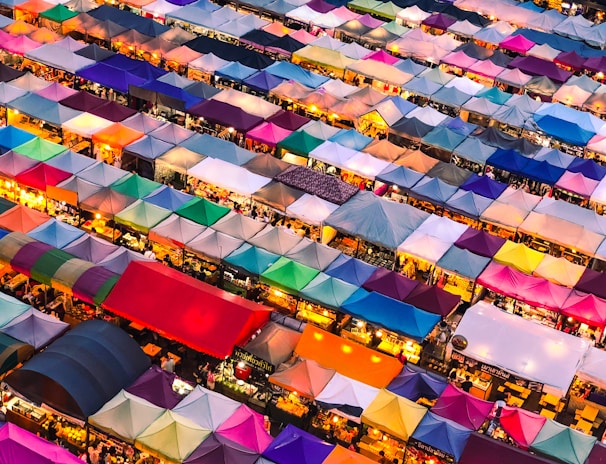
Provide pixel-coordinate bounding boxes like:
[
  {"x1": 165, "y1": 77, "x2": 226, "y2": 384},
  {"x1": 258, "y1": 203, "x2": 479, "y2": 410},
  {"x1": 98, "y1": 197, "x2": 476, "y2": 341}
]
[
  {"x1": 519, "y1": 1, "x2": 544, "y2": 11},
  {"x1": 181, "y1": 134, "x2": 256, "y2": 166},
  {"x1": 78, "y1": 63, "x2": 148, "y2": 94},
  {"x1": 131, "y1": 80, "x2": 202, "y2": 111},
  {"x1": 341, "y1": 289, "x2": 440, "y2": 341},
  {"x1": 264, "y1": 61, "x2": 329, "y2": 88},
  {"x1": 124, "y1": 135, "x2": 174, "y2": 162},
  {"x1": 443, "y1": 117, "x2": 477, "y2": 136},
  {"x1": 376, "y1": 164, "x2": 424, "y2": 190},
  {"x1": 568, "y1": 157, "x2": 606, "y2": 181},
  {"x1": 0, "y1": 292, "x2": 31, "y2": 328},
  {"x1": 224, "y1": 243, "x2": 279, "y2": 275},
  {"x1": 323, "y1": 254, "x2": 376, "y2": 286},
  {"x1": 263, "y1": 424, "x2": 334, "y2": 464},
  {"x1": 436, "y1": 246, "x2": 490, "y2": 279},
  {"x1": 460, "y1": 174, "x2": 508, "y2": 199},
  {"x1": 0, "y1": 126, "x2": 36, "y2": 153},
  {"x1": 476, "y1": 86, "x2": 511, "y2": 105},
  {"x1": 102, "y1": 54, "x2": 167, "y2": 81},
  {"x1": 410, "y1": 412, "x2": 472, "y2": 462},
  {"x1": 143, "y1": 185, "x2": 194, "y2": 211},
  {"x1": 325, "y1": 191, "x2": 428, "y2": 249},
  {"x1": 445, "y1": 190, "x2": 492, "y2": 219},
  {"x1": 243, "y1": 70, "x2": 285, "y2": 93},
  {"x1": 4, "y1": 320, "x2": 150, "y2": 419},
  {"x1": 88, "y1": 4, "x2": 169, "y2": 36},
  {"x1": 45, "y1": 150, "x2": 97, "y2": 175},
  {"x1": 387, "y1": 365, "x2": 447, "y2": 401},
  {"x1": 216, "y1": 61, "x2": 258, "y2": 83},
  {"x1": 391, "y1": 117, "x2": 433, "y2": 140},
  {"x1": 27, "y1": 219, "x2": 85, "y2": 249},
  {"x1": 532, "y1": 148, "x2": 575, "y2": 169},
  {"x1": 9, "y1": 94, "x2": 80, "y2": 126},
  {"x1": 533, "y1": 103, "x2": 603, "y2": 146},
  {"x1": 329, "y1": 129, "x2": 373, "y2": 150},
  {"x1": 453, "y1": 138, "x2": 496, "y2": 165},
  {"x1": 0, "y1": 228, "x2": 9, "y2": 241},
  {"x1": 299, "y1": 273, "x2": 358, "y2": 309},
  {"x1": 404, "y1": 76, "x2": 442, "y2": 98},
  {"x1": 431, "y1": 86, "x2": 472, "y2": 108},
  {"x1": 523, "y1": 159, "x2": 565, "y2": 185},
  {"x1": 394, "y1": 58, "x2": 427, "y2": 76},
  {"x1": 410, "y1": 177, "x2": 458, "y2": 206},
  {"x1": 486, "y1": 148, "x2": 530, "y2": 173},
  {"x1": 422, "y1": 126, "x2": 466, "y2": 152}
]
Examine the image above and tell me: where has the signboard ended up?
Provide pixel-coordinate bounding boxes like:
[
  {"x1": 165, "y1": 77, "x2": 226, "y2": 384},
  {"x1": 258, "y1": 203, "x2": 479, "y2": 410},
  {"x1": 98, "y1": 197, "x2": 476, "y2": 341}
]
[
  {"x1": 232, "y1": 346, "x2": 275, "y2": 374},
  {"x1": 408, "y1": 438, "x2": 454, "y2": 464}
]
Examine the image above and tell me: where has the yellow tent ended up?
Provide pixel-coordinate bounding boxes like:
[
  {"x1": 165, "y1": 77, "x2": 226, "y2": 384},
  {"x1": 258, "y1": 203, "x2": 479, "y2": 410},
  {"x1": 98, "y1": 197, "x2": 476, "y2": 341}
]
[
  {"x1": 532, "y1": 254, "x2": 585, "y2": 288},
  {"x1": 493, "y1": 240, "x2": 545, "y2": 274},
  {"x1": 292, "y1": 45, "x2": 356, "y2": 78},
  {"x1": 361, "y1": 389, "x2": 427, "y2": 441}
]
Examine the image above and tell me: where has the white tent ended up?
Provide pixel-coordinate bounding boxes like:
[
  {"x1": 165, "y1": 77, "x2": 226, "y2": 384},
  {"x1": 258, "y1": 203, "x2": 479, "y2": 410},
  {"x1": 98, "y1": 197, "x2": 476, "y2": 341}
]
[
  {"x1": 309, "y1": 140, "x2": 358, "y2": 166},
  {"x1": 397, "y1": 230, "x2": 452, "y2": 263},
  {"x1": 316, "y1": 372, "x2": 379, "y2": 423},
  {"x1": 396, "y1": 5, "x2": 430, "y2": 25},
  {"x1": 211, "y1": 210, "x2": 266, "y2": 240},
  {"x1": 415, "y1": 214, "x2": 467, "y2": 243},
  {"x1": 527, "y1": 43, "x2": 561, "y2": 61},
  {"x1": 345, "y1": 60, "x2": 413, "y2": 86},
  {"x1": 185, "y1": 228, "x2": 244, "y2": 261},
  {"x1": 320, "y1": 79, "x2": 358, "y2": 99},
  {"x1": 577, "y1": 347, "x2": 606, "y2": 389},
  {"x1": 172, "y1": 385, "x2": 240, "y2": 430},
  {"x1": 211, "y1": 88, "x2": 281, "y2": 119},
  {"x1": 444, "y1": 76, "x2": 484, "y2": 96},
  {"x1": 452, "y1": 301, "x2": 590, "y2": 396},
  {"x1": 62, "y1": 113, "x2": 114, "y2": 138},
  {"x1": 25, "y1": 44, "x2": 95, "y2": 74},
  {"x1": 405, "y1": 105, "x2": 449, "y2": 126},
  {"x1": 342, "y1": 151, "x2": 391, "y2": 180},
  {"x1": 188, "y1": 158, "x2": 271, "y2": 196},
  {"x1": 286, "y1": 194, "x2": 338, "y2": 226}
]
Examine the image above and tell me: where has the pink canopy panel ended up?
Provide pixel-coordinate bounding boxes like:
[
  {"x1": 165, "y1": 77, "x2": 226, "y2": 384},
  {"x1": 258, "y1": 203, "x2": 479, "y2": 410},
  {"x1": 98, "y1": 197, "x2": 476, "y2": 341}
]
[
  {"x1": 560, "y1": 290, "x2": 606, "y2": 328},
  {"x1": 246, "y1": 122, "x2": 292, "y2": 148},
  {"x1": 467, "y1": 60, "x2": 505, "y2": 79},
  {"x1": 499, "y1": 406, "x2": 546, "y2": 450},
  {"x1": 216, "y1": 404, "x2": 273, "y2": 453},
  {"x1": 2, "y1": 35, "x2": 41, "y2": 55},
  {"x1": 440, "y1": 51, "x2": 478, "y2": 70},
  {"x1": 499, "y1": 35, "x2": 535, "y2": 54},
  {"x1": 555, "y1": 171, "x2": 599, "y2": 198},
  {"x1": 363, "y1": 49, "x2": 399, "y2": 65},
  {"x1": 431, "y1": 384, "x2": 494, "y2": 430}
]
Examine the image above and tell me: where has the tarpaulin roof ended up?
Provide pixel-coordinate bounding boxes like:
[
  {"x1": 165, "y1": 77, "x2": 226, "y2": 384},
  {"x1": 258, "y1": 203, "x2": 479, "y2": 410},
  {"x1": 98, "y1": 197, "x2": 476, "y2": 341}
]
[
  {"x1": 188, "y1": 99, "x2": 264, "y2": 133},
  {"x1": 324, "y1": 254, "x2": 376, "y2": 287},
  {"x1": 315, "y1": 371, "x2": 379, "y2": 419},
  {"x1": 532, "y1": 253, "x2": 587, "y2": 288},
  {"x1": 28, "y1": 218, "x2": 84, "y2": 249},
  {"x1": 260, "y1": 256, "x2": 319, "y2": 293},
  {"x1": 499, "y1": 406, "x2": 546, "y2": 450},
  {"x1": 127, "y1": 366, "x2": 180, "y2": 409},
  {"x1": 431, "y1": 384, "x2": 493, "y2": 430},
  {"x1": 411, "y1": 412, "x2": 472, "y2": 461},
  {"x1": 115, "y1": 199, "x2": 171, "y2": 233},
  {"x1": 404, "y1": 283, "x2": 460, "y2": 316},
  {"x1": 275, "y1": 165, "x2": 358, "y2": 205},
  {"x1": 436, "y1": 246, "x2": 490, "y2": 280},
  {"x1": 361, "y1": 389, "x2": 427, "y2": 441},
  {"x1": 252, "y1": 181, "x2": 304, "y2": 212},
  {"x1": 89, "y1": 389, "x2": 165, "y2": 443},
  {"x1": 173, "y1": 385, "x2": 240, "y2": 431},
  {"x1": 243, "y1": 321, "x2": 300, "y2": 367},
  {"x1": 0, "y1": 126, "x2": 36, "y2": 152},
  {"x1": 269, "y1": 358, "x2": 336, "y2": 398},
  {"x1": 0, "y1": 205, "x2": 49, "y2": 233},
  {"x1": 284, "y1": 239, "x2": 341, "y2": 271},
  {"x1": 180, "y1": 133, "x2": 255, "y2": 166},
  {"x1": 15, "y1": 163, "x2": 71, "y2": 192},
  {"x1": 92, "y1": 123, "x2": 144, "y2": 149},
  {"x1": 0, "y1": 307, "x2": 67, "y2": 350},
  {"x1": 575, "y1": 268, "x2": 606, "y2": 300},
  {"x1": 103, "y1": 261, "x2": 271, "y2": 358},
  {"x1": 143, "y1": 185, "x2": 193, "y2": 211},
  {"x1": 410, "y1": 176, "x2": 458, "y2": 205},
  {"x1": 263, "y1": 424, "x2": 335, "y2": 464},
  {"x1": 5, "y1": 320, "x2": 150, "y2": 419},
  {"x1": 248, "y1": 224, "x2": 302, "y2": 255},
  {"x1": 493, "y1": 240, "x2": 545, "y2": 274},
  {"x1": 387, "y1": 365, "x2": 447, "y2": 401},
  {"x1": 0, "y1": 291, "x2": 31, "y2": 327},
  {"x1": 176, "y1": 197, "x2": 230, "y2": 227},
  {"x1": 216, "y1": 404, "x2": 273, "y2": 453},
  {"x1": 459, "y1": 432, "x2": 557, "y2": 464},
  {"x1": 0, "y1": 151, "x2": 39, "y2": 178},
  {"x1": 211, "y1": 211, "x2": 266, "y2": 241},
  {"x1": 454, "y1": 227, "x2": 506, "y2": 257},
  {"x1": 530, "y1": 419, "x2": 596, "y2": 464},
  {"x1": 300, "y1": 273, "x2": 358, "y2": 309},
  {"x1": 184, "y1": 433, "x2": 260, "y2": 464},
  {"x1": 148, "y1": 214, "x2": 205, "y2": 249},
  {"x1": 97, "y1": 247, "x2": 152, "y2": 275},
  {"x1": 185, "y1": 228, "x2": 244, "y2": 262},
  {"x1": 560, "y1": 290, "x2": 606, "y2": 328},
  {"x1": 362, "y1": 267, "x2": 419, "y2": 301},
  {"x1": 13, "y1": 136, "x2": 66, "y2": 162}
]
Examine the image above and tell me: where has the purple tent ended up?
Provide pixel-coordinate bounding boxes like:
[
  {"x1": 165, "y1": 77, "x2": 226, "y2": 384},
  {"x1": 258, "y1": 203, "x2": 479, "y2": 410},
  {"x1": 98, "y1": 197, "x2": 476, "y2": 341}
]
[
  {"x1": 275, "y1": 166, "x2": 358, "y2": 205},
  {"x1": 554, "y1": 50, "x2": 586, "y2": 71},
  {"x1": 266, "y1": 110, "x2": 310, "y2": 131},
  {"x1": 125, "y1": 365, "x2": 182, "y2": 408},
  {"x1": 77, "y1": 63, "x2": 148, "y2": 94},
  {"x1": 362, "y1": 267, "x2": 419, "y2": 301},
  {"x1": 459, "y1": 433, "x2": 557, "y2": 464},
  {"x1": 387, "y1": 365, "x2": 447, "y2": 402},
  {"x1": 0, "y1": 308, "x2": 69, "y2": 350},
  {"x1": 60, "y1": 90, "x2": 106, "y2": 112},
  {"x1": 11, "y1": 241, "x2": 53, "y2": 276},
  {"x1": 508, "y1": 56, "x2": 572, "y2": 83},
  {"x1": 0, "y1": 422, "x2": 83, "y2": 464},
  {"x1": 460, "y1": 174, "x2": 507, "y2": 200},
  {"x1": 188, "y1": 100, "x2": 264, "y2": 133},
  {"x1": 431, "y1": 385, "x2": 493, "y2": 431},
  {"x1": 72, "y1": 266, "x2": 118, "y2": 306},
  {"x1": 184, "y1": 433, "x2": 259, "y2": 464},
  {"x1": 262, "y1": 424, "x2": 335, "y2": 464},
  {"x1": 567, "y1": 157, "x2": 606, "y2": 181},
  {"x1": 90, "y1": 100, "x2": 137, "y2": 122},
  {"x1": 243, "y1": 71, "x2": 285, "y2": 94},
  {"x1": 0, "y1": 151, "x2": 39, "y2": 178},
  {"x1": 422, "y1": 13, "x2": 457, "y2": 30},
  {"x1": 357, "y1": 13, "x2": 385, "y2": 28},
  {"x1": 216, "y1": 405, "x2": 273, "y2": 453},
  {"x1": 454, "y1": 228, "x2": 506, "y2": 258},
  {"x1": 403, "y1": 282, "x2": 461, "y2": 317},
  {"x1": 586, "y1": 443, "x2": 606, "y2": 464},
  {"x1": 575, "y1": 268, "x2": 606, "y2": 300},
  {"x1": 306, "y1": 0, "x2": 335, "y2": 13},
  {"x1": 584, "y1": 56, "x2": 606, "y2": 74}
]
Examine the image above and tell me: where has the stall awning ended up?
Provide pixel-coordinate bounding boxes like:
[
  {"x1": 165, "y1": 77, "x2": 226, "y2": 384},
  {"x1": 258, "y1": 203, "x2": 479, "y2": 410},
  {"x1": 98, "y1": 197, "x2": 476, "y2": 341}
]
[
  {"x1": 361, "y1": 389, "x2": 426, "y2": 441},
  {"x1": 103, "y1": 261, "x2": 271, "y2": 358}
]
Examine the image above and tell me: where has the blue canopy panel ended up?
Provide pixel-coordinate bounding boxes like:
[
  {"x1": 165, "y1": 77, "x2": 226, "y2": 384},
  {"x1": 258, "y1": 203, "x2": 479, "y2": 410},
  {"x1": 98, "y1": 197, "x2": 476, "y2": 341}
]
[
  {"x1": 264, "y1": 61, "x2": 329, "y2": 88},
  {"x1": 143, "y1": 185, "x2": 193, "y2": 211},
  {"x1": 532, "y1": 114, "x2": 596, "y2": 146},
  {"x1": 329, "y1": 129, "x2": 373, "y2": 151},
  {"x1": 485, "y1": 148, "x2": 530, "y2": 174},
  {"x1": 387, "y1": 365, "x2": 447, "y2": 401},
  {"x1": 436, "y1": 246, "x2": 490, "y2": 280},
  {"x1": 3, "y1": 319, "x2": 150, "y2": 419},
  {"x1": 102, "y1": 54, "x2": 167, "y2": 81},
  {"x1": 410, "y1": 177, "x2": 458, "y2": 206},
  {"x1": 224, "y1": 243, "x2": 280, "y2": 275},
  {"x1": 131, "y1": 80, "x2": 202, "y2": 111},
  {"x1": 523, "y1": 159, "x2": 565, "y2": 185},
  {"x1": 445, "y1": 190, "x2": 492, "y2": 220},
  {"x1": 299, "y1": 273, "x2": 359, "y2": 310},
  {"x1": 568, "y1": 157, "x2": 606, "y2": 181},
  {"x1": 410, "y1": 412, "x2": 472, "y2": 462},
  {"x1": 422, "y1": 126, "x2": 466, "y2": 152},
  {"x1": 216, "y1": 61, "x2": 258, "y2": 83},
  {"x1": 243, "y1": 70, "x2": 285, "y2": 93},
  {"x1": 0, "y1": 126, "x2": 36, "y2": 153},
  {"x1": 78, "y1": 63, "x2": 148, "y2": 94},
  {"x1": 324, "y1": 254, "x2": 377, "y2": 287},
  {"x1": 460, "y1": 174, "x2": 508, "y2": 200},
  {"x1": 341, "y1": 289, "x2": 441, "y2": 341},
  {"x1": 88, "y1": 4, "x2": 169, "y2": 37},
  {"x1": 376, "y1": 164, "x2": 424, "y2": 190}
]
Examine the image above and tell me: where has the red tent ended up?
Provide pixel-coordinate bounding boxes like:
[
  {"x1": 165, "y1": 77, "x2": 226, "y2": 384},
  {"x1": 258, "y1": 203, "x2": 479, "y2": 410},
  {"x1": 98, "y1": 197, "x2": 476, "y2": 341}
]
[
  {"x1": 0, "y1": 205, "x2": 49, "y2": 232},
  {"x1": 102, "y1": 261, "x2": 271, "y2": 358},
  {"x1": 15, "y1": 164, "x2": 71, "y2": 192},
  {"x1": 431, "y1": 384, "x2": 493, "y2": 430},
  {"x1": 499, "y1": 406, "x2": 546, "y2": 450}
]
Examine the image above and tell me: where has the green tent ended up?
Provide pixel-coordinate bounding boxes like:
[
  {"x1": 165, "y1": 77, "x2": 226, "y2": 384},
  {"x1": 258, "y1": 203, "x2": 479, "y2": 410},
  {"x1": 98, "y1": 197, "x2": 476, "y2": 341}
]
[
  {"x1": 530, "y1": 419, "x2": 596, "y2": 464},
  {"x1": 176, "y1": 197, "x2": 230, "y2": 227},
  {"x1": 115, "y1": 200, "x2": 171, "y2": 234},
  {"x1": 13, "y1": 138, "x2": 65, "y2": 162},
  {"x1": 0, "y1": 292, "x2": 30, "y2": 328},
  {"x1": 277, "y1": 131, "x2": 324, "y2": 158},
  {"x1": 348, "y1": 0, "x2": 382, "y2": 14},
  {"x1": 0, "y1": 332, "x2": 33, "y2": 375},
  {"x1": 111, "y1": 174, "x2": 162, "y2": 199},
  {"x1": 39, "y1": 4, "x2": 78, "y2": 23},
  {"x1": 260, "y1": 256, "x2": 319, "y2": 293},
  {"x1": 299, "y1": 273, "x2": 358, "y2": 309},
  {"x1": 370, "y1": 1, "x2": 401, "y2": 20},
  {"x1": 30, "y1": 249, "x2": 74, "y2": 286},
  {"x1": 224, "y1": 243, "x2": 280, "y2": 276}
]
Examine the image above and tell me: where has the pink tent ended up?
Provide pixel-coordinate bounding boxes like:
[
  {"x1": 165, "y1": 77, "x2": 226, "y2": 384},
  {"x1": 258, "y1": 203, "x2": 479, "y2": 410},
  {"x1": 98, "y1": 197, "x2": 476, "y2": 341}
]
[
  {"x1": 560, "y1": 290, "x2": 606, "y2": 327},
  {"x1": 246, "y1": 122, "x2": 292, "y2": 148},
  {"x1": 555, "y1": 171, "x2": 599, "y2": 199},
  {"x1": 499, "y1": 35, "x2": 535, "y2": 54},
  {"x1": 431, "y1": 384, "x2": 493, "y2": 430},
  {"x1": 363, "y1": 49, "x2": 399, "y2": 65},
  {"x1": 499, "y1": 406, "x2": 546, "y2": 450},
  {"x1": 467, "y1": 60, "x2": 505, "y2": 79},
  {"x1": 2, "y1": 35, "x2": 41, "y2": 55},
  {"x1": 440, "y1": 51, "x2": 478, "y2": 70},
  {"x1": 0, "y1": 422, "x2": 82, "y2": 464},
  {"x1": 216, "y1": 404, "x2": 273, "y2": 453},
  {"x1": 517, "y1": 278, "x2": 571, "y2": 312},
  {"x1": 476, "y1": 262, "x2": 533, "y2": 299}
]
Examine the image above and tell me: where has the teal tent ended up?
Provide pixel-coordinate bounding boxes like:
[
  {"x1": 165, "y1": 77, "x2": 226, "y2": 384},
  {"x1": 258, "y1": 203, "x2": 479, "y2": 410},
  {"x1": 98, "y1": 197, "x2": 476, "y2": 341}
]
[
  {"x1": 224, "y1": 243, "x2": 279, "y2": 276},
  {"x1": 530, "y1": 419, "x2": 596, "y2": 464},
  {"x1": 299, "y1": 273, "x2": 358, "y2": 309}
]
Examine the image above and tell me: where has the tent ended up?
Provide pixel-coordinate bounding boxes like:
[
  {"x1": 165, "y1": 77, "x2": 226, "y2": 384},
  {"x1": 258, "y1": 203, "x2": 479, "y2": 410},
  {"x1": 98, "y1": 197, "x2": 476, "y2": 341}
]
[
  {"x1": 97, "y1": 247, "x2": 152, "y2": 275},
  {"x1": 404, "y1": 283, "x2": 461, "y2": 317},
  {"x1": 180, "y1": 133, "x2": 255, "y2": 166},
  {"x1": 103, "y1": 261, "x2": 271, "y2": 358},
  {"x1": 460, "y1": 174, "x2": 508, "y2": 200},
  {"x1": 361, "y1": 389, "x2": 427, "y2": 441},
  {"x1": 269, "y1": 358, "x2": 336, "y2": 398},
  {"x1": 183, "y1": 433, "x2": 260, "y2": 464},
  {"x1": 242, "y1": 321, "x2": 301, "y2": 367},
  {"x1": 284, "y1": 239, "x2": 341, "y2": 271},
  {"x1": 300, "y1": 273, "x2": 358, "y2": 309},
  {"x1": 430, "y1": 384, "x2": 493, "y2": 430},
  {"x1": 560, "y1": 291, "x2": 606, "y2": 329},
  {"x1": 0, "y1": 291, "x2": 30, "y2": 328},
  {"x1": 530, "y1": 419, "x2": 596, "y2": 464},
  {"x1": 173, "y1": 385, "x2": 240, "y2": 431},
  {"x1": 0, "y1": 308, "x2": 68, "y2": 350},
  {"x1": 114, "y1": 199, "x2": 171, "y2": 233},
  {"x1": 0, "y1": 206, "x2": 49, "y2": 233},
  {"x1": 436, "y1": 246, "x2": 490, "y2": 280},
  {"x1": 13, "y1": 136, "x2": 66, "y2": 162},
  {"x1": 263, "y1": 424, "x2": 334, "y2": 464},
  {"x1": 324, "y1": 254, "x2": 376, "y2": 287},
  {"x1": 252, "y1": 181, "x2": 304, "y2": 212},
  {"x1": 492, "y1": 240, "x2": 545, "y2": 274},
  {"x1": 77, "y1": 162, "x2": 128, "y2": 187},
  {"x1": 410, "y1": 412, "x2": 472, "y2": 462},
  {"x1": 452, "y1": 301, "x2": 590, "y2": 396},
  {"x1": 575, "y1": 268, "x2": 606, "y2": 300},
  {"x1": 188, "y1": 157, "x2": 271, "y2": 196},
  {"x1": 185, "y1": 228, "x2": 244, "y2": 262},
  {"x1": 0, "y1": 151, "x2": 40, "y2": 179},
  {"x1": 249, "y1": 224, "x2": 303, "y2": 255},
  {"x1": 143, "y1": 185, "x2": 193, "y2": 212},
  {"x1": 498, "y1": 406, "x2": 546, "y2": 450},
  {"x1": 4, "y1": 320, "x2": 150, "y2": 419},
  {"x1": 285, "y1": 194, "x2": 338, "y2": 227},
  {"x1": 216, "y1": 404, "x2": 273, "y2": 453},
  {"x1": 376, "y1": 164, "x2": 423, "y2": 190},
  {"x1": 260, "y1": 256, "x2": 319, "y2": 293},
  {"x1": 315, "y1": 372, "x2": 379, "y2": 420},
  {"x1": 387, "y1": 365, "x2": 447, "y2": 401},
  {"x1": 459, "y1": 432, "x2": 556, "y2": 464},
  {"x1": 135, "y1": 410, "x2": 211, "y2": 463},
  {"x1": 454, "y1": 228, "x2": 506, "y2": 258},
  {"x1": 88, "y1": 390, "x2": 165, "y2": 443},
  {"x1": 362, "y1": 267, "x2": 419, "y2": 301},
  {"x1": 80, "y1": 187, "x2": 137, "y2": 218},
  {"x1": 125, "y1": 364, "x2": 181, "y2": 409},
  {"x1": 0, "y1": 422, "x2": 83, "y2": 464},
  {"x1": 43, "y1": 150, "x2": 96, "y2": 176},
  {"x1": 149, "y1": 214, "x2": 206, "y2": 249},
  {"x1": 28, "y1": 218, "x2": 84, "y2": 249},
  {"x1": 294, "y1": 326, "x2": 403, "y2": 388},
  {"x1": 224, "y1": 243, "x2": 279, "y2": 276}
]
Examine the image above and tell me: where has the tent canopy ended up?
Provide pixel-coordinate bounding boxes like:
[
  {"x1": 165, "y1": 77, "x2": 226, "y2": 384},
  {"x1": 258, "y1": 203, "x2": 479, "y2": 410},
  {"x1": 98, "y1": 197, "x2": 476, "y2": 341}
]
[
  {"x1": 410, "y1": 412, "x2": 472, "y2": 461},
  {"x1": 263, "y1": 424, "x2": 335, "y2": 464},
  {"x1": 431, "y1": 384, "x2": 493, "y2": 430}
]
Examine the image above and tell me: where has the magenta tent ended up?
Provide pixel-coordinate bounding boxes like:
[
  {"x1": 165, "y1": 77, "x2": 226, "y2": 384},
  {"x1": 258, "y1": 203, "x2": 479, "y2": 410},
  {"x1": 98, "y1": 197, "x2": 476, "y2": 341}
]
[
  {"x1": 560, "y1": 290, "x2": 606, "y2": 328},
  {"x1": 431, "y1": 384, "x2": 493, "y2": 430},
  {"x1": 499, "y1": 406, "x2": 546, "y2": 450},
  {"x1": 0, "y1": 422, "x2": 83, "y2": 464},
  {"x1": 363, "y1": 49, "x2": 399, "y2": 65},
  {"x1": 440, "y1": 51, "x2": 478, "y2": 71},
  {"x1": 246, "y1": 122, "x2": 293, "y2": 148},
  {"x1": 467, "y1": 60, "x2": 505, "y2": 79},
  {"x1": 216, "y1": 404, "x2": 273, "y2": 453},
  {"x1": 555, "y1": 171, "x2": 599, "y2": 199},
  {"x1": 499, "y1": 35, "x2": 535, "y2": 54},
  {"x1": 2, "y1": 35, "x2": 42, "y2": 55}
]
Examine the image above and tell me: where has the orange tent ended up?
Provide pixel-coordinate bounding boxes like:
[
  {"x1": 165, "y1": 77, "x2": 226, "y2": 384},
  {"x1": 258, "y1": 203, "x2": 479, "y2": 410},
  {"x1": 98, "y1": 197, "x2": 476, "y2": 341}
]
[
  {"x1": 269, "y1": 359, "x2": 335, "y2": 399},
  {"x1": 15, "y1": 0, "x2": 54, "y2": 17},
  {"x1": 92, "y1": 123, "x2": 143, "y2": 149},
  {"x1": 0, "y1": 204, "x2": 49, "y2": 232},
  {"x1": 294, "y1": 326, "x2": 402, "y2": 389},
  {"x1": 323, "y1": 446, "x2": 377, "y2": 464}
]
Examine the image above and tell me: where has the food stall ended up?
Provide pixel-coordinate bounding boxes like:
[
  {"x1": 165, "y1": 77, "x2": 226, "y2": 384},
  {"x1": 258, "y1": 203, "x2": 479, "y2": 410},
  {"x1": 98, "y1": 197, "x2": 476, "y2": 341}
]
[{"x1": 91, "y1": 123, "x2": 144, "y2": 165}]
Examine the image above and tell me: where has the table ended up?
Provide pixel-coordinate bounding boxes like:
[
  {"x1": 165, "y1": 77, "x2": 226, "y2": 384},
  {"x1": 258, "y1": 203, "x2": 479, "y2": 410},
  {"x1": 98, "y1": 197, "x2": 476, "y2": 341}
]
[
  {"x1": 582, "y1": 405, "x2": 599, "y2": 422},
  {"x1": 575, "y1": 419, "x2": 593, "y2": 435},
  {"x1": 504, "y1": 381, "x2": 531, "y2": 398},
  {"x1": 167, "y1": 352, "x2": 181, "y2": 365},
  {"x1": 542, "y1": 393, "x2": 560, "y2": 407},
  {"x1": 507, "y1": 396, "x2": 525, "y2": 408},
  {"x1": 129, "y1": 322, "x2": 145, "y2": 331},
  {"x1": 143, "y1": 343, "x2": 162, "y2": 358},
  {"x1": 540, "y1": 408, "x2": 556, "y2": 420}
]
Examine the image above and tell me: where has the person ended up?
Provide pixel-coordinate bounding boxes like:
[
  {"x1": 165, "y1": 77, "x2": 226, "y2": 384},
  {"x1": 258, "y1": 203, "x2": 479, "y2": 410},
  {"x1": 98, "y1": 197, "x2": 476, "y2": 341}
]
[
  {"x1": 284, "y1": 223, "x2": 296, "y2": 235},
  {"x1": 461, "y1": 375, "x2": 473, "y2": 393},
  {"x1": 487, "y1": 392, "x2": 509, "y2": 435},
  {"x1": 395, "y1": 349, "x2": 407, "y2": 365},
  {"x1": 161, "y1": 356, "x2": 175, "y2": 373},
  {"x1": 143, "y1": 246, "x2": 156, "y2": 260},
  {"x1": 378, "y1": 451, "x2": 389, "y2": 464},
  {"x1": 206, "y1": 370, "x2": 215, "y2": 390},
  {"x1": 194, "y1": 362, "x2": 210, "y2": 385},
  {"x1": 448, "y1": 367, "x2": 459, "y2": 384}
]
